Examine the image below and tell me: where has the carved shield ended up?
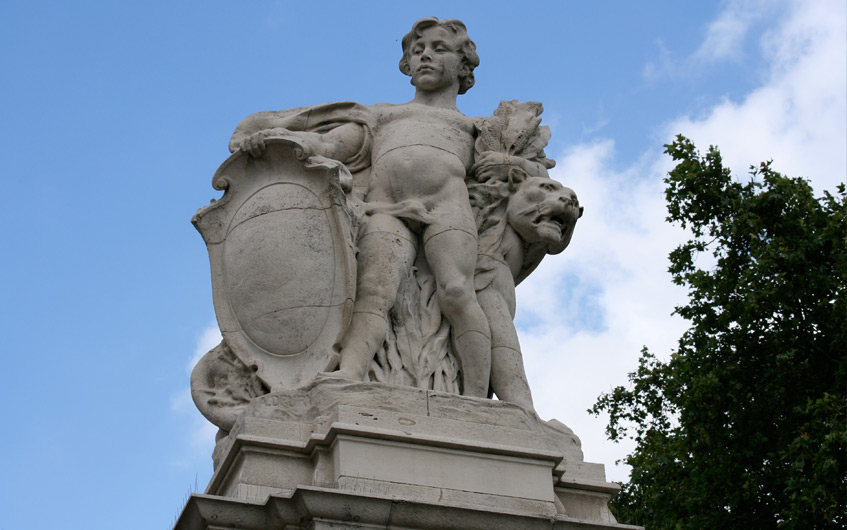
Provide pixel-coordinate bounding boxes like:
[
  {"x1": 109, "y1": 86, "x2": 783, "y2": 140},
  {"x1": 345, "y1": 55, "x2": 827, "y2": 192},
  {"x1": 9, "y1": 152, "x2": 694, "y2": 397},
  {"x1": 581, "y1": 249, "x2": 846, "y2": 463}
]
[{"x1": 193, "y1": 138, "x2": 356, "y2": 391}]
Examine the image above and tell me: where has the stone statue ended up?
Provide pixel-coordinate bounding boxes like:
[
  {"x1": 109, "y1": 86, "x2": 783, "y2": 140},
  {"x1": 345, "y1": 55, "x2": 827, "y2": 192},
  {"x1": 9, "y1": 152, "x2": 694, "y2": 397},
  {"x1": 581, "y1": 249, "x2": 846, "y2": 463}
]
[
  {"x1": 176, "y1": 19, "x2": 640, "y2": 530},
  {"x1": 191, "y1": 17, "x2": 582, "y2": 435}
]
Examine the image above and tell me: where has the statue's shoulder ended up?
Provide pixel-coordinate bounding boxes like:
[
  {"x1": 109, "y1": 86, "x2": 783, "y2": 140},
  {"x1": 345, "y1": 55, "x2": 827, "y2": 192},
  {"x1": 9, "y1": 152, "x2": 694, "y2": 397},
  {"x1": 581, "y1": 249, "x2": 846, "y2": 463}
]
[{"x1": 367, "y1": 102, "x2": 397, "y2": 121}]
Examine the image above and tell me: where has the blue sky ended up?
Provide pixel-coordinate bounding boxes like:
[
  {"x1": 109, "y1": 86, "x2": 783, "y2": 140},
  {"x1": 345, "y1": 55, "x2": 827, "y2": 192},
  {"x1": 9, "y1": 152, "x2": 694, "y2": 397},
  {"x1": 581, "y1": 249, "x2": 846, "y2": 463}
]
[{"x1": 1, "y1": 1, "x2": 844, "y2": 528}]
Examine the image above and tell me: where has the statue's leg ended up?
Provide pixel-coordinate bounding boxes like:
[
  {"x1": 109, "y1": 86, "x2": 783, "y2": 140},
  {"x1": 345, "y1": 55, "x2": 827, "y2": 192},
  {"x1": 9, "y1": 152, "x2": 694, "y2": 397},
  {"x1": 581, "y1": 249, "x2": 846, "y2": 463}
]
[
  {"x1": 476, "y1": 286, "x2": 535, "y2": 410},
  {"x1": 490, "y1": 346, "x2": 534, "y2": 409},
  {"x1": 423, "y1": 225, "x2": 491, "y2": 397},
  {"x1": 334, "y1": 213, "x2": 416, "y2": 380}
]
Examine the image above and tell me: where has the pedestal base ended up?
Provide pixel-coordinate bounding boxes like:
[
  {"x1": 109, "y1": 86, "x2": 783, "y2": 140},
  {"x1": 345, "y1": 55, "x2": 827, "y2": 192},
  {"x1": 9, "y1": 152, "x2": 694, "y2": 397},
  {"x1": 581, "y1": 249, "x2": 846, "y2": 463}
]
[{"x1": 174, "y1": 379, "x2": 640, "y2": 529}]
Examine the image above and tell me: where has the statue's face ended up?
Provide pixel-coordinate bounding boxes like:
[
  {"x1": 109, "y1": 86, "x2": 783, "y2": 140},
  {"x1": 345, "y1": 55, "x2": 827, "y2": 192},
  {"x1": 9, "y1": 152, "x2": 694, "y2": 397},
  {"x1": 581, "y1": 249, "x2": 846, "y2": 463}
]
[
  {"x1": 408, "y1": 26, "x2": 464, "y2": 92},
  {"x1": 506, "y1": 177, "x2": 582, "y2": 254}
]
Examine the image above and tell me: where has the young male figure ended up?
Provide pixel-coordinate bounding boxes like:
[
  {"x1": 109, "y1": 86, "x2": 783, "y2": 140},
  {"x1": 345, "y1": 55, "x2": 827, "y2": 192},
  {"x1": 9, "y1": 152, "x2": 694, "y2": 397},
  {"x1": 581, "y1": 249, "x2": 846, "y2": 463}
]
[{"x1": 235, "y1": 19, "x2": 491, "y2": 396}]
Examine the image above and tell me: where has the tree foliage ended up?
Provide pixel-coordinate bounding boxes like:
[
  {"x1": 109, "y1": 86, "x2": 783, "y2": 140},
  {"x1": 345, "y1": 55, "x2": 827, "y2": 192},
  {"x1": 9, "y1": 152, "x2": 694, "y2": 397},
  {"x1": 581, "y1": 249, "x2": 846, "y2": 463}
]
[{"x1": 591, "y1": 136, "x2": 846, "y2": 528}]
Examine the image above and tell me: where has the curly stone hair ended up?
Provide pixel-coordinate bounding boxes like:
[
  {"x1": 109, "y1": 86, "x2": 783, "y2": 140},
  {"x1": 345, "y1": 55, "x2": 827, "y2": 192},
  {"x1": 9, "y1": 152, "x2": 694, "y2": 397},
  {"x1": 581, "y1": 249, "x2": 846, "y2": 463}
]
[{"x1": 398, "y1": 17, "x2": 480, "y2": 94}]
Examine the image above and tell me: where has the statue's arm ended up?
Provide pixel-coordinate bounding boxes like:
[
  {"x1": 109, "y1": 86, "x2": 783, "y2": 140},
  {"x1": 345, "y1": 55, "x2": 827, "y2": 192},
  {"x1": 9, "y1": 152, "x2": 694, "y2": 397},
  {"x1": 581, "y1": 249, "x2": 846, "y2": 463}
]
[
  {"x1": 229, "y1": 111, "x2": 294, "y2": 153},
  {"x1": 231, "y1": 117, "x2": 365, "y2": 166},
  {"x1": 317, "y1": 122, "x2": 367, "y2": 163}
]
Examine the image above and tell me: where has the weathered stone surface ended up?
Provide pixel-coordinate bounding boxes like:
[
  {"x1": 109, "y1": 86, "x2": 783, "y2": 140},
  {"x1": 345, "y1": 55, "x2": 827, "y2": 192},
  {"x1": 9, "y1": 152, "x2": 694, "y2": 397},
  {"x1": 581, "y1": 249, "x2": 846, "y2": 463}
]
[
  {"x1": 177, "y1": 378, "x2": 627, "y2": 529},
  {"x1": 193, "y1": 138, "x2": 356, "y2": 394},
  {"x1": 175, "y1": 380, "x2": 636, "y2": 529},
  {"x1": 177, "y1": 487, "x2": 643, "y2": 530},
  {"x1": 192, "y1": 18, "x2": 582, "y2": 415},
  {"x1": 180, "y1": 16, "x2": 632, "y2": 530}
]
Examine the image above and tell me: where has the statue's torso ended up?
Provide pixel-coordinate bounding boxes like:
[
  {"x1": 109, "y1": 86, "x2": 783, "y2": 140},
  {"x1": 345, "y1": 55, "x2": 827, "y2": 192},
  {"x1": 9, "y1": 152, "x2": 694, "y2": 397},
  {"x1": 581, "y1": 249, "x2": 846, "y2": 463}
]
[{"x1": 367, "y1": 103, "x2": 475, "y2": 206}]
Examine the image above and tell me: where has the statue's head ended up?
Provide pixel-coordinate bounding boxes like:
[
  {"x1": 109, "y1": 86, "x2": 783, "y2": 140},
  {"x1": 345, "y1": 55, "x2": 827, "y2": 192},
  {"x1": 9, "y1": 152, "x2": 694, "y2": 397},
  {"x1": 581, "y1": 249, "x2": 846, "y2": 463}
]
[
  {"x1": 399, "y1": 17, "x2": 480, "y2": 95},
  {"x1": 506, "y1": 176, "x2": 583, "y2": 254}
]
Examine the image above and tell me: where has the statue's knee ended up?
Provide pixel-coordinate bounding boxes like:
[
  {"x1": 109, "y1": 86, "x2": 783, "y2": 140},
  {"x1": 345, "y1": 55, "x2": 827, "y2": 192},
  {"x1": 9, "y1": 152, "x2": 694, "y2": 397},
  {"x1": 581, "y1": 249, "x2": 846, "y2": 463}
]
[
  {"x1": 356, "y1": 277, "x2": 397, "y2": 311},
  {"x1": 437, "y1": 281, "x2": 475, "y2": 314}
]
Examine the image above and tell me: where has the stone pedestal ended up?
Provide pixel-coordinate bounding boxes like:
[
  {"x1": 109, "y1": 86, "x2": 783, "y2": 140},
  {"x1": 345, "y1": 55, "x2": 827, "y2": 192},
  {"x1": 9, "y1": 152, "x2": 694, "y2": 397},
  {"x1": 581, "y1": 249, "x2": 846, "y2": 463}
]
[{"x1": 175, "y1": 379, "x2": 640, "y2": 529}]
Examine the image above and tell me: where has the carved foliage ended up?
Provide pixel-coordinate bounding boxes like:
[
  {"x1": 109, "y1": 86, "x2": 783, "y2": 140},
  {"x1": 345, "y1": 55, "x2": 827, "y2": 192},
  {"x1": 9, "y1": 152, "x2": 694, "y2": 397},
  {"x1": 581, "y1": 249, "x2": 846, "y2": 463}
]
[
  {"x1": 475, "y1": 100, "x2": 555, "y2": 169},
  {"x1": 369, "y1": 253, "x2": 460, "y2": 394}
]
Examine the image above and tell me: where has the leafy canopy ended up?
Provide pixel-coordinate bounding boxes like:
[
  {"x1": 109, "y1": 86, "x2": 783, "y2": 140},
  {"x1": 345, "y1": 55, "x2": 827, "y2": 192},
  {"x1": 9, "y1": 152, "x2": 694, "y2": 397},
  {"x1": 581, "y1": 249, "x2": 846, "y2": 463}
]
[{"x1": 591, "y1": 136, "x2": 846, "y2": 529}]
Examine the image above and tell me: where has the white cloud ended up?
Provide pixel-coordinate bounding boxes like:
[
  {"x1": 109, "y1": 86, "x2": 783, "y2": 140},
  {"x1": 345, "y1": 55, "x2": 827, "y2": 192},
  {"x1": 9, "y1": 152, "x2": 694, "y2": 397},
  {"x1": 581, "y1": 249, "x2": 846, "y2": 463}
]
[
  {"x1": 170, "y1": 323, "x2": 221, "y2": 469},
  {"x1": 518, "y1": 140, "x2": 689, "y2": 483},
  {"x1": 524, "y1": 0, "x2": 846, "y2": 484},
  {"x1": 189, "y1": 418, "x2": 219, "y2": 454},
  {"x1": 693, "y1": 0, "x2": 773, "y2": 63},
  {"x1": 643, "y1": 0, "x2": 801, "y2": 82},
  {"x1": 188, "y1": 325, "x2": 223, "y2": 375},
  {"x1": 670, "y1": 0, "x2": 846, "y2": 194},
  {"x1": 170, "y1": 387, "x2": 194, "y2": 413}
]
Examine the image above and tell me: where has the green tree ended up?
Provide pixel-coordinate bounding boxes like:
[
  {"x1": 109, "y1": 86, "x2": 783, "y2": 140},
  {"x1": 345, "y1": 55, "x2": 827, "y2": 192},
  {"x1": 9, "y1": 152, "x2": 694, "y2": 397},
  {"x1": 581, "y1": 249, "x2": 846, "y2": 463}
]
[{"x1": 591, "y1": 136, "x2": 846, "y2": 528}]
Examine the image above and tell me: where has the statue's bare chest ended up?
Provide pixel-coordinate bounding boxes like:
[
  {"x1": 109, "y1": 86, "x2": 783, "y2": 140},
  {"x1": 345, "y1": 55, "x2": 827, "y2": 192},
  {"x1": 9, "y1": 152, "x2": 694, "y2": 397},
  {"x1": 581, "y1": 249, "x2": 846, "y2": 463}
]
[{"x1": 372, "y1": 104, "x2": 475, "y2": 169}]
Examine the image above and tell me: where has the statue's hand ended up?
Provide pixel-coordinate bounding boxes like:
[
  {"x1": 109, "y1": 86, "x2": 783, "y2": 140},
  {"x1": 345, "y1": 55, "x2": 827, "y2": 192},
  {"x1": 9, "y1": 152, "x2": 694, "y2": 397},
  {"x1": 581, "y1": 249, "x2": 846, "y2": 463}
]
[
  {"x1": 239, "y1": 128, "x2": 323, "y2": 160},
  {"x1": 471, "y1": 151, "x2": 549, "y2": 183},
  {"x1": 470, "y1": 152, "x2": 511, "y2": 182},
  {"x1": 471, "y1": 151, "x2": 532, "y2": 185},
  {"x1": 239, "y1": 129, "x2": 278, "y2": 158}
]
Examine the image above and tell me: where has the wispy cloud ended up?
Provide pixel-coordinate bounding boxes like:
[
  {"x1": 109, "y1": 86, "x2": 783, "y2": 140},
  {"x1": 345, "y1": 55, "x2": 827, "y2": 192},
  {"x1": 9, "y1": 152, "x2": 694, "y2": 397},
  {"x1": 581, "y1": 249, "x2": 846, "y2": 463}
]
[
  {"x1": 668, "y1": 0, "x2": 846, "y2": 193},
  {"x1": 643, "y1": 0, "x2": 785, "y2": 83},
  {"x1": 642, "y1": 39, "x2": 676, "y2": 84},
  {"x1": 188, "y1": 325, "x2": 223, "y2": 375},
  {"x1": 581, "y1": 118, "x2": 610, "y2": 137},
  {"x1": 693, "y1": 0, "x2": 774, "y2": 63},
  {"x1": 170, "y1": 323, "x2": 221, "y2": 469}
]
